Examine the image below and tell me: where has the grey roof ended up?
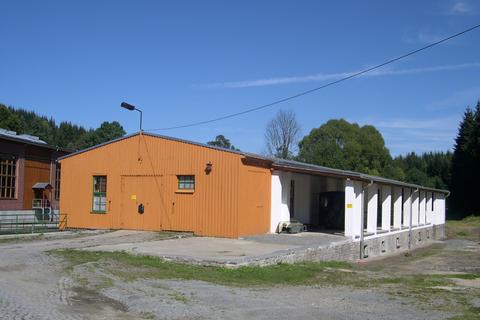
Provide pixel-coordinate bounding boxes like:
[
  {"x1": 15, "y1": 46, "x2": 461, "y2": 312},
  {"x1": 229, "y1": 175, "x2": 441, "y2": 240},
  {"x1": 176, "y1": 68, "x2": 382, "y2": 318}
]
[
  {"x1": 0, "y1": 128, "x2": 70, "y2": 152},
  {"x1": 32, "y1": 182, "x2": 53, "y2": 189},
  {"x1": 271, "y1": 158, "x2": 449, "y2": 194},
  {"x1": 59, "y1": 131, "x2": 449, "y2": 194}
]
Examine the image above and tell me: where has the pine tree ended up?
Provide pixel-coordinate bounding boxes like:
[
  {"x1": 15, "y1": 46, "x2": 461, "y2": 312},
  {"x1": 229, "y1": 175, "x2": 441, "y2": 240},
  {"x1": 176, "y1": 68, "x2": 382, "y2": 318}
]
[{"x1": 450, "y1": 107, "x2": 476, "y2": 218}]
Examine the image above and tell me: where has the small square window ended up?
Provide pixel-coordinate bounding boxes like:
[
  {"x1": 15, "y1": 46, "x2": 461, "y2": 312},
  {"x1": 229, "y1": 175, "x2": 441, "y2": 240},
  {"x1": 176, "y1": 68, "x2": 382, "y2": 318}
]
[{"x1": 177, "y1": 175, "x2": 195, "y2": 191}]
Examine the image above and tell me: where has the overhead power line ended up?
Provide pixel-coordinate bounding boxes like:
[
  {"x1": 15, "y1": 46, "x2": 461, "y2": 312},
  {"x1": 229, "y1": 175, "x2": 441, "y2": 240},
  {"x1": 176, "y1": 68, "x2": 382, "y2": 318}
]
[{"x1": 147, "y1": 23, "x2": 480, "y2": 131}]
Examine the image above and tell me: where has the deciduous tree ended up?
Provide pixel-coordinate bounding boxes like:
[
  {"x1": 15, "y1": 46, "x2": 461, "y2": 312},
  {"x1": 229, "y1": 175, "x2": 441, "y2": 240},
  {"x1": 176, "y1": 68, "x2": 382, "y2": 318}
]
[{"x1": 265, "y1": 110, "x2": 301, "y2": 159}]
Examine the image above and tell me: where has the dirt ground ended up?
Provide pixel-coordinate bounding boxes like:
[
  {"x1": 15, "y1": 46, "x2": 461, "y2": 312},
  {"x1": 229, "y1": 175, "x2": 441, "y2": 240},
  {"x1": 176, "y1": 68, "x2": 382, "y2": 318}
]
[{"x1": 0, "y1": 229, "x2": 478, "y2": 320}]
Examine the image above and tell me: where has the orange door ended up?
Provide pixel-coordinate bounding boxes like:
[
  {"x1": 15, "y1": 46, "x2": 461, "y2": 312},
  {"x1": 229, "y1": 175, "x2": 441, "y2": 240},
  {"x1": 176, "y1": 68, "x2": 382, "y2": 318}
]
[
  {"x1": 161, "y1": 175, "x2": 195, "y2": 233},
  {"x1": 120, "y1": 176, "x2": 164, "y2": 231}
]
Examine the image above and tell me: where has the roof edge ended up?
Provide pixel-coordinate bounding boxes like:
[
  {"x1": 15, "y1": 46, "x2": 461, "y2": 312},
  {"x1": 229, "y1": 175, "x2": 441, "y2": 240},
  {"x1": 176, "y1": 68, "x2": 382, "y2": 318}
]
[
  {"x1": 272, "y1": 162, "x2": 449, "y2": 194},
  {"x1": 58, "y1": 131, "x2": 256, "y2": 161},
  {"x1": 0, "y1": 133, "x2": 72, "y2": 153}
]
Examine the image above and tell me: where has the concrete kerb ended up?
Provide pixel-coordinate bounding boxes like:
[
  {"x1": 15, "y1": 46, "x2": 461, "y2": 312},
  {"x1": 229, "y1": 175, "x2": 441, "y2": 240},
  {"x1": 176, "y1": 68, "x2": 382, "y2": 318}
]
[{"x1": 0, "y1": 229, "x2": 108, "y2": 241}]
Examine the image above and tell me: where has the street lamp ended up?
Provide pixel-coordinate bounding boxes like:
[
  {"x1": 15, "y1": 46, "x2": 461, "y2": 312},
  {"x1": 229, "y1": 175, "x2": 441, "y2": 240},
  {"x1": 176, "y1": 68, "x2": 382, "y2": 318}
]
[{"x1": 120, "y1": 102, "x2": 143, "y2": 131}]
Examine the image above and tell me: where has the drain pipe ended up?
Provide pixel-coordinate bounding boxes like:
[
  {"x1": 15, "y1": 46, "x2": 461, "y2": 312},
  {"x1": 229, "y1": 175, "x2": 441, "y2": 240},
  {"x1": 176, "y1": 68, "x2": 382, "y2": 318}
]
[
  {"x1": 360, "y1": 179, "x2": 374, "y2": 259},
  {"x1": 409, "y1": 188, "x2": 419, "y2": 250}
]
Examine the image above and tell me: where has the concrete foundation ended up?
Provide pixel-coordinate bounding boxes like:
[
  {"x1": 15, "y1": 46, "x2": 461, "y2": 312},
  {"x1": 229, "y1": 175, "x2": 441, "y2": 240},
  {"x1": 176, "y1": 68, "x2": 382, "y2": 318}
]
[{"x1": 82, "y1": 225, "x2": 445, "y2": 268}]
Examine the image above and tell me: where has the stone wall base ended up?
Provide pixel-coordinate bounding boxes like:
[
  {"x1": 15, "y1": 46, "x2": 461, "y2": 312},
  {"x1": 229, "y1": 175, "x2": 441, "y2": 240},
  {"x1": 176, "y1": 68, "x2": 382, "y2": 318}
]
[{"x1": 218, "y1": 224, "x2": 446, "y2": 267}]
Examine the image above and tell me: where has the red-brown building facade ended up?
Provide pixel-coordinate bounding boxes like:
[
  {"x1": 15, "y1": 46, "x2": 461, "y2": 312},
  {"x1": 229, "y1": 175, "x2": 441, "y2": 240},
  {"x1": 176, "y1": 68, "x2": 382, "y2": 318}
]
[{"x1": 0, "y1": 129, "x2": 70, "y2": 212}]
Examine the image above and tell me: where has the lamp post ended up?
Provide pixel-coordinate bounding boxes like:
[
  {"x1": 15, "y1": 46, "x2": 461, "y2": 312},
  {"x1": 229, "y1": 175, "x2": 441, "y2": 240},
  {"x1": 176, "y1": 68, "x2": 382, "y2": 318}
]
[{"x1": 120, "y1": 102, "x2": 143, "y2": 131}]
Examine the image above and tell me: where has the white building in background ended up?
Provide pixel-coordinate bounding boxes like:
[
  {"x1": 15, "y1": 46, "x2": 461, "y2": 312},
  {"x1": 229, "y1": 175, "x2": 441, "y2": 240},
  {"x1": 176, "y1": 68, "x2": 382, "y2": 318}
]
[{"x1": 269, "y1": 159, "x2": 448, "y2": 258}]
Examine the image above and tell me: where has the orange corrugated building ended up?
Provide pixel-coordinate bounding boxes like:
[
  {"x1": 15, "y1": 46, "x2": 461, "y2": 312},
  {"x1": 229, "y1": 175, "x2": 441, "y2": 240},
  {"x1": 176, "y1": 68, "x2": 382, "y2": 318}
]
[{"x1": 59, "y1": 132, "x2": 271, "y2": 238}]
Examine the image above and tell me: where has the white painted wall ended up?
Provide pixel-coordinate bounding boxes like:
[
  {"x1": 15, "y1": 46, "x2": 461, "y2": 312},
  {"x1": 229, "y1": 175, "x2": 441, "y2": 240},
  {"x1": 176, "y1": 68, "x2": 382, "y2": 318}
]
[
  {"x1": 403, "y1": 188, "x2": 411, "y2": 227},
  {"x1": 419, "y1": 191, "x2": 426, "y2": 225},
  {"x1": 271, "y1": 170, "x2": 448, "y2": 236},
  {"x1": 291, "y1": 173, "x2": 312, "y2": 223},
  {"x1": 366, "y1": 183, "x2": 378, "y2": 233},
  {"x1": 411, "y1": 190, "x2": 419, "y2": 226},
  {"x1": 344, "y1": 179, "x2": 363, "y2": 238},
  {"x1": 270, "y1": 172, "x2": 290, "y2": 233},
  {"x1": 270, "y1": 170, "x2": 347, "y2": 233},
  {"x1": 434, "y1": 193, "x2": 446, "y2": 225},
  {"x1": 426, "y1": 192, "x2": 432, "y2": 224},
  {"x1": 393, "y1": 187, "x2": 402, "y2": 229},
  {"x1": 344, "y1": 180, "x2": 355, "y2": 237},
  {"x1": 381, "y1": 185, "x2": 391, "y2": 231},
  {"x1": 270, "y1": 171, "x2": 315, "y2": 232}
]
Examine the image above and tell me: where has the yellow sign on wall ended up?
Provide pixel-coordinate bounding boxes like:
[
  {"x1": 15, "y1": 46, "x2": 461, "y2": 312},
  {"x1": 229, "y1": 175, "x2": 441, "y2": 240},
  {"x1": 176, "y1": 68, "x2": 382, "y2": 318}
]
[
  {"x1": 346, "y1": 203, "x2": 353, "y2": 208},
  {"x1": 131, "y1": 195, "x2": 137, "y2": 200}
]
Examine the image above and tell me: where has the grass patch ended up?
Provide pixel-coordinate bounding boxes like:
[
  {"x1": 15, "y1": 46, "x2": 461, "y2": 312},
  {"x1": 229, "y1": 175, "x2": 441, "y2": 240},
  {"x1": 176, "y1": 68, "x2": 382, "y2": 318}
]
[
  {"x1": 0, "y1": 234, "x2": 44, "y2": 244},
  {"x1": 446, "y1": 216, "x2": 480, "y2": 241},
  {"x1": 168, "y1": 292, "x2": 188, "y2": 303},
  {"x1": 50, "y1": 249, "x2": 352, "y2": 287}
]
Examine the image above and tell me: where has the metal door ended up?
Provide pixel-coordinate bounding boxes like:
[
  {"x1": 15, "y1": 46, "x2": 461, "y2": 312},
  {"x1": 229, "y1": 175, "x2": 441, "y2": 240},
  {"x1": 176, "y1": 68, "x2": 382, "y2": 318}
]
[{"x1": 120, "y1": 176, "x2": 164, "y2": 231}]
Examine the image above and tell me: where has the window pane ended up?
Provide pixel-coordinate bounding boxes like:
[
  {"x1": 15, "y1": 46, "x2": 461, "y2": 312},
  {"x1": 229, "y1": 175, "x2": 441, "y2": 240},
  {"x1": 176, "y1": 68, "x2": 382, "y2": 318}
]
[
  {"x1": 177, "y1": 175, "x2": 195, "y2": 190},
  {"x1": 94, "y1": 176, "x2": 107, "y2": 193},
  {"x1": 0, "y1": 157, "x2": 16, "y2": 199},
  {"x1": 93, "y1": 175, "x2": 107, "y2": 212}
]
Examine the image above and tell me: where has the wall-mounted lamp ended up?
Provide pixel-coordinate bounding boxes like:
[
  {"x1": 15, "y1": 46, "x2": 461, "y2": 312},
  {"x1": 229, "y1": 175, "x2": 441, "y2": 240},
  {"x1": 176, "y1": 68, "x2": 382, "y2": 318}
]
[{"x1": 205, "y1": 162, "x2": 213, "y2": 174}]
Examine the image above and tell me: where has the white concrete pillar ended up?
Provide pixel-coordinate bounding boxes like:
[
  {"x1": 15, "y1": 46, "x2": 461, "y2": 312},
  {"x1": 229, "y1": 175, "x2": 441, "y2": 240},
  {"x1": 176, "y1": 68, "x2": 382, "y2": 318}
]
[
  {"x1": 411, "y1": 190, "x2": 419, "y2": 226},
  {"x1": 366, "y1": 183, "x2": 378, "y2": 234},
  {"x1": 419, "y1": 191, "x2": 426, "y2": 225},
  {"x1": 345, "y1": 180, "x2": 363, "y2": 238},
  {"x1": 426, "y1": 192, "x2": 432, "y2": 224},
  {"x1": 403, "y1": 188, "x2": 411, "y2": 227},
  {"x1": 344, "y1": 180, "x2": 355, "y2": 237},
  {"x1": 270, "y1": 171, "x2": 290, "y2": 233},
  {"x1": 393, "y1": 187, "x2": 402, "y2": 229},
  {"x1": 353, "y1": 180, "x2": 363, "y2": 238},
  {"x1": 434, "y1": 193, "x2": 446, "y2": 225},
  {"x1": 381, "y1": 185, "x2": 391, "y2": 231}
]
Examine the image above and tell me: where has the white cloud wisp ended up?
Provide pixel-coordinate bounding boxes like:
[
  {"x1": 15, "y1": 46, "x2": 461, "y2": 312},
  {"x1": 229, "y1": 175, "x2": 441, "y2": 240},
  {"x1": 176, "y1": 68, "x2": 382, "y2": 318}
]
[{"x1": 206, "y1": 62, "x2": 480, "y2": 89}]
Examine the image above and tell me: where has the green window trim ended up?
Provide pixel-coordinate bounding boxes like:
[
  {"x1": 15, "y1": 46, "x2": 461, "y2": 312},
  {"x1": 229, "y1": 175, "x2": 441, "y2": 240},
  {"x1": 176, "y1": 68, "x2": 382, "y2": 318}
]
[
  {"x1": 177, "y1": 175, "x2": 195, "y2": 191},
  {"x1": 92, "y1": 175, "x2": 107, "y2": 213}
]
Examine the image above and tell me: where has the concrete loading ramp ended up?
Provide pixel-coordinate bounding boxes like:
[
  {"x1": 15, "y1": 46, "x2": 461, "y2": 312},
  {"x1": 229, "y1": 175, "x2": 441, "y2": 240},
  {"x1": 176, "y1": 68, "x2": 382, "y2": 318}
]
[{"x1": 82, "y1": 232, "x2": 348, "y2": 267}]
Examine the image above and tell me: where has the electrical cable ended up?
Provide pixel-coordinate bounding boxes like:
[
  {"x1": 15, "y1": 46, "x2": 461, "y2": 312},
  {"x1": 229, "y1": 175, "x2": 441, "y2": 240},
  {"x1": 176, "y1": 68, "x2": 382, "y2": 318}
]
[{"x1": 146, "y1": 23, "x2": 480, "y2": 131}]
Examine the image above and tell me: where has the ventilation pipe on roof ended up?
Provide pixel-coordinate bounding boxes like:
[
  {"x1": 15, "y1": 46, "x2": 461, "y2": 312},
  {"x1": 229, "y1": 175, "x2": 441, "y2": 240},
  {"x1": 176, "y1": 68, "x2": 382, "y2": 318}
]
[{"x1": 360, "y1": 179, "x2": 374, "y2": 259}]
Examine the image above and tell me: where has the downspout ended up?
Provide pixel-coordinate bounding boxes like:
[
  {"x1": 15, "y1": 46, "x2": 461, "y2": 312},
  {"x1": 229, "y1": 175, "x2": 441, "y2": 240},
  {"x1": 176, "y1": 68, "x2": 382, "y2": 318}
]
[
  {"x1": 360, "y1": 180, "x2": 373, "y2": 259},
  {"x1": 409, "y1": 188, "x2": 419, "y2": 250}
]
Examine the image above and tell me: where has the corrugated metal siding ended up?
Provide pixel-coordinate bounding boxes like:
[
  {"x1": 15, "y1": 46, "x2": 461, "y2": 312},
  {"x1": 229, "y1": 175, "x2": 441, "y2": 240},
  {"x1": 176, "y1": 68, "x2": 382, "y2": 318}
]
[
  {"x1": 23, "y1": 159, "x2": 51, "y2": 209},
  {"x1": 60, "y1": 134, "x2": 270, "y2": 238},
  {"x1": 238, "y1": 165, "x2": 271, "y2": 236}
]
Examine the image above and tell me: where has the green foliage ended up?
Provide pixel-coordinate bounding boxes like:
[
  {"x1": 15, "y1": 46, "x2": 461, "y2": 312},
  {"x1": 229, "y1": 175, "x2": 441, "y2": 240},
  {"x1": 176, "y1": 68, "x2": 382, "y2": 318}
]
[
  {"x1": 207, "y1": 135, "x2": 238, "y2": 150},
  {"x1": 297, "y1": 119, "x2": 391, "y2": 175},
  {"x1": 296, "y1": 118, "x2": 452, "y2": 194},
  {"x1": 0, "y1": 104, "x2": 125, "y2": 150},
  {"x1": 450, "y1": 102, "x2": 480, "y2": 218},
  {"x1": 74, "y1": 121, "x2": 126, "y2": 150},
  {"x1": 392, "y1": 151, "x2": 452, "y2": 189}
]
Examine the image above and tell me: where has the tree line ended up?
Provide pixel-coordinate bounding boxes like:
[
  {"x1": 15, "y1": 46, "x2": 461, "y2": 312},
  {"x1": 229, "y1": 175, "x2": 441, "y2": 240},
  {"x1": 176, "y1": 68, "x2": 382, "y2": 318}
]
[
  {"x1": 0, "y1": 104, "x2": 125, "y2": 150},
  {"x1": 2, "y1": 100, "x2": 478, "y2": 219}
]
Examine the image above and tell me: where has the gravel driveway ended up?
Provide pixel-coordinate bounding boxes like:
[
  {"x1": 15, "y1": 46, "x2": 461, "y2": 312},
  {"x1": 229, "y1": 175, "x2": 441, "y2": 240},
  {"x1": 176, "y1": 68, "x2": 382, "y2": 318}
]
[{"x1": 0, "y1": 230, "x2": 477, "y2": 319}]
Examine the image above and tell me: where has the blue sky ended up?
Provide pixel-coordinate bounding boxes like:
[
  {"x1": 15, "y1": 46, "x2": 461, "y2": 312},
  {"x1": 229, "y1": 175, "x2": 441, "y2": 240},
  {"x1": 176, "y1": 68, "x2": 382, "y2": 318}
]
[{"x1": 1, "y1": 1, "x2": 479, "y2": 156}]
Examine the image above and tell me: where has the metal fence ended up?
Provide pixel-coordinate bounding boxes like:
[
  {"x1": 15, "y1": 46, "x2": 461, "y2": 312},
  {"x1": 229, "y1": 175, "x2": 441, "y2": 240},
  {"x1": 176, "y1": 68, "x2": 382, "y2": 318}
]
[{"x1": 0, "y1": 212, "x2": 67, "y2": 235}]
